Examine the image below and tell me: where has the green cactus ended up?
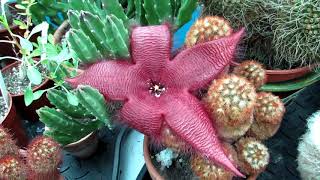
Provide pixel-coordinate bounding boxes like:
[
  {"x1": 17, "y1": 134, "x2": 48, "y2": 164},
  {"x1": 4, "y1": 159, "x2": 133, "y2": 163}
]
[
  {"x1": 66, "y1": 0, "x2": 197, "y2": 64},
  {"x1": 270, "y1": 0, "x2": 320, "y2": 67},
  {"x1": 37, "y1": 86, "x2": 111, "y2": 145}
]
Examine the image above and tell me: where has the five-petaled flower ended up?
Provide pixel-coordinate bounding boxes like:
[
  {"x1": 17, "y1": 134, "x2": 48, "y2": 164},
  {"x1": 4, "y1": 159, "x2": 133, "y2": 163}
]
[{"x1": 67, "y1": 25, "x2": 244, "y2": 176}]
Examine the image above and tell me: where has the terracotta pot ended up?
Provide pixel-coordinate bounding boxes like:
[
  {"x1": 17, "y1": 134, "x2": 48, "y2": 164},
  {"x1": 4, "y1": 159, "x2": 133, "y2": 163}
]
[
  {"x1": 63, "y1": 132, "x2": 99, "y2": 159},
  {"x1": 0, "y1": 94, "x2": 28, "y2": 147},
  {"x1": 143, "y1": 136, "x2": 164, "y2": 180},
  {"x1": 1, "y1": 61, "x2": 53, "y2": 121},
  {"x1": 53, "y1": 20, "x2": 70, "y2": 45},
  {"x1": 231, "y1": 61, "x2": 313, "y2": 83}
]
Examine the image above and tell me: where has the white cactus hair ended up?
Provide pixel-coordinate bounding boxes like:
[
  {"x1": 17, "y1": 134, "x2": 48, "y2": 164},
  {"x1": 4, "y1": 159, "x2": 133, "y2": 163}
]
[{"x1": 297, "y1": 110, "x2": 320, "y2": 180}]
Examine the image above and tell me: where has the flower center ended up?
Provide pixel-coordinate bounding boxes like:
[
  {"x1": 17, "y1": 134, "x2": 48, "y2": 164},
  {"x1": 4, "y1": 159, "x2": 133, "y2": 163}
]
[{"x1": 148, "y1": 81, "x2": 166, "y2": 98}]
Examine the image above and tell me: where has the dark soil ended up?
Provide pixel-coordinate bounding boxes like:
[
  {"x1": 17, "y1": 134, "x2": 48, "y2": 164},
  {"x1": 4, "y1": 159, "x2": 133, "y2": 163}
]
[
  {"x1": 0, "y1": 97, "x2": 9, "y2": 122},
  {"x1": 150, "y1": 148, "x2": 198, "y2": 180},
  {"x1": 3, "y1": 65, "x2": 46, "y2": 95}
]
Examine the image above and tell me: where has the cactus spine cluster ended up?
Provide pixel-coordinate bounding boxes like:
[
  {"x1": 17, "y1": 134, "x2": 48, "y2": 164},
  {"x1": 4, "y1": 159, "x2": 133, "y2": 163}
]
[
  {"x1": 297, "y1": 111, "x2": 320, "y2": 179},
  {"x1": 0, "y1": 155, "x2": 27, "y2": 180},
  {"x1": 185, "y1": 16, "x2": 233, "y2": 48},
  {"x1": 191, "y1": 143, "x2": 238, "y2": 180},
  {"x1": 66, "y1": 0, "x2": 198, "y2": 63},
  {"x1": 233, "y1": 60, "x2": 267, "y2": 89},
  {"x1": 271, "y1": 0, "x2": 320, "y2": 67},
  {"x1": 207, "y1": 75, "x2": 256, "y2": 141},
  {"x1": 235, "y1": 137, "x2": 269, "y2": 176},
  {"x1": 26, "y1": 136, "x2": 62, "y2": 179},
  {"x1": 203, "y1": 0, "x2": 320, "y2": 68},
  {"x1": 248, "y1": 92, "x2": 285, "y2": 140},
  {"x1": 37, "y1": 86, "x2": 110, "y2": 145},
  {"x1": 0, "y1": 126, "x2": 19, "y2": 159}
]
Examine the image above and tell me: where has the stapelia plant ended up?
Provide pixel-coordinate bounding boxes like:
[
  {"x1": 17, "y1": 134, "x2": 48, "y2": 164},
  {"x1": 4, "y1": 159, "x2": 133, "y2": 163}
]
[
  {"x1": 66, "y1": 0, "x2": 198, "y2": 63},
  {"x1": 37, "y1": 86, "x2": 111, "y2": 145},
  {"x1": 0, "y1": 0, "x2": 76, "y2": 106},
  {"x1": 67, "y1": 25, "x2": 245, "y2": 176}
]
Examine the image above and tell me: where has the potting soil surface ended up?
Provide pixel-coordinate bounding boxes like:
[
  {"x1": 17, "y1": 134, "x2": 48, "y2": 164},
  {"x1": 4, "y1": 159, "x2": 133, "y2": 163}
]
[
  {"x1": 4, "y1": 65, "x2": 46, "y2": 95},
  {"x1": 0, "y1": 97, "x2": 8, "y2": 122}
]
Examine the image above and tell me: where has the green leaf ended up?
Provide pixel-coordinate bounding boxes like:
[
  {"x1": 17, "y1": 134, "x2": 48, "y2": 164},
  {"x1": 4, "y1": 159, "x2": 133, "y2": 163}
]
[
  {"x1": 13, "y1": 19, "x2": 27, "y2": 29},
  {"x1": 33, "y1": 90, "x2": 45, "y2": 101},
  {"x1": 19, "y1": 37, "x2": 33, "y2": 52},
  {"x1": 67, "y1": 92, "x2": 79, "y2": 106},
  {"x1": 27, "y1": 66, "x2": 42, "y2": 85},
  {"x1": 15, "y1": 4, "x2": 26, "y2": 10},
  {"x1": 24, "y1": 86, "x2": 34, "y2": 106}
]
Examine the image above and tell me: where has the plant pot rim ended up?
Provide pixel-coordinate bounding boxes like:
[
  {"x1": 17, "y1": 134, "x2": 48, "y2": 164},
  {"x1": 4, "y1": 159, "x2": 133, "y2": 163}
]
[
  {"x1": 64, "y1": 132, "x2": 95, "y2": 148},
  {"x1": 0, "y1": 93, "x2": 13, "y2": 124},
  {"x1": 231, "y1": 61, "x2": 313, "y2": 75},
  {"x1": 143, "y1": 136, "x2": 164, "y2": 180},
  {"x1": 1, "y1": 61, "x2": 50, "y2": 97}
]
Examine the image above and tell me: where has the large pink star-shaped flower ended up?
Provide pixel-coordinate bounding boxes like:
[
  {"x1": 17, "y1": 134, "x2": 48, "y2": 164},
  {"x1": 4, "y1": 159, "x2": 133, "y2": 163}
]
[{"x1": 67, "y1": 25, "x2": 244, "y2": 176}]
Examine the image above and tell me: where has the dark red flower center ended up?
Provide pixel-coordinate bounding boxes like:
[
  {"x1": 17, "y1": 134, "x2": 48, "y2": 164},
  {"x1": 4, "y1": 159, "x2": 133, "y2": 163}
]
[{"x1": 148, "y1": 80, "x2": 166, "y2": 98}]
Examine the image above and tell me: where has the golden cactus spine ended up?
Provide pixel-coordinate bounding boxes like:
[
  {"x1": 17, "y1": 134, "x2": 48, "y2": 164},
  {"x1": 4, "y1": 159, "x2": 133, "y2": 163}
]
[
  {"x1": 248, "y1": 92, "x2": 285, "y2": 140},
  {"x1": 233, "y1": 60, "x2": 267, "y2": 89},
  {"x1": 185, "y1": 16, "x2": 233, "y2": 48},
  {"x1": 235, "y1": 137, "x2": 269, "y2": 176},
  {"x1": 206, "y1": 75, "x2": 256, "y2": 141}
]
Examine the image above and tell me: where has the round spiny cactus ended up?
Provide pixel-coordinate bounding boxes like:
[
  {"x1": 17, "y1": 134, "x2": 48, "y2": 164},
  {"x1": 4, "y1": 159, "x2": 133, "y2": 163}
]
[
  {"x1": 233, "y1": 60, "x2": 267, "y2": 89},
  {"x1": 191, "y1": 143, "x2": 238, "y2": 180},
  {"x1": 271, "y1": 0, "x2": 320, "y2": 66},
  {"x1": 236, "y1": 137, "x2": 269, "y2": 175},
  {"x1": 0, "y1": 155, "x2": 27, "y2": 180},
  {"x1": 206, "y1": 75, "x2": 256, "y2": 141},
  {"x1": 161, "y1": 125, "x2": 187, "y2": 152},
  {"x1": 185, "y1": 16, "x2": 233, "y2": 48},
  {"x1": 26, "y1": 136, "x2": 62, "y2": 177},
  {"x1": 248, "y1": 92, "x2": 285, "y2": 140},
  {"x1": 0, "y1": 126, "x2": 19, "y2": 159}
]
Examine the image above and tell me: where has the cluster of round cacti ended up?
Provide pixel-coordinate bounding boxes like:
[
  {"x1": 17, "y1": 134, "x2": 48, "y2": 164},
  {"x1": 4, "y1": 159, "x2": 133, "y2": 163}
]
[
  {"x1": 26, "y1": 136, "x2": 62, "y2": 178},
  {"x1": 0, "y1": 126, "x2": 19, "y2": 159},
  {"x1": 206, "y1": 74, "x2": 256, "y2": 141},
  {"x1": 191, "y1": 143, "x2": 238, "y2": 180},
  {"x1": 185, "y1": 16, "x2": 233, "y2": 48},
  {"x1": 0, "y1": 130, "x2": 62, "y2": 180}
]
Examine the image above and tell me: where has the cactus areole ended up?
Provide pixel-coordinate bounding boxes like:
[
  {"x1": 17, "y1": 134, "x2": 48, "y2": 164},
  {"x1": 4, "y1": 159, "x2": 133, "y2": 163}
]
[{"x1": 67, "y1": 25, "x2": 244, "y2": 176}]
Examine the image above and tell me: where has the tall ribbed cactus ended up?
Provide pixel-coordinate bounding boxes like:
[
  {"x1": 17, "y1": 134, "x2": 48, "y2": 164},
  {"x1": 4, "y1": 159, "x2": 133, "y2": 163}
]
[
  {"x1": 66, "y1": 0, "x2": 198, "y2": 63},
  {"x1": 37, "y1": 86, "x2": 111, "y2": 145}
]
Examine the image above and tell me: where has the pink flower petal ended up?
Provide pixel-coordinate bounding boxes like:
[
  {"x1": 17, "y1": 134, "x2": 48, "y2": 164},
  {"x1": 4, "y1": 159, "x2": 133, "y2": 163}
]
[
  {"x1": 120, "y1": 92, "x2": 163, "y2": 136},
  {"x1": 67, "y1": 61, "x2": 141, "y2": 101},
  {"x1": 130, "y1": 25, "x2": 171, "y2": 82},
  {"x1": 162, "y1": 90, "x2": 244, "y2": 177},
  {"x1": 165, "y1": 29, "x2": 245, "y2": 91}
]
